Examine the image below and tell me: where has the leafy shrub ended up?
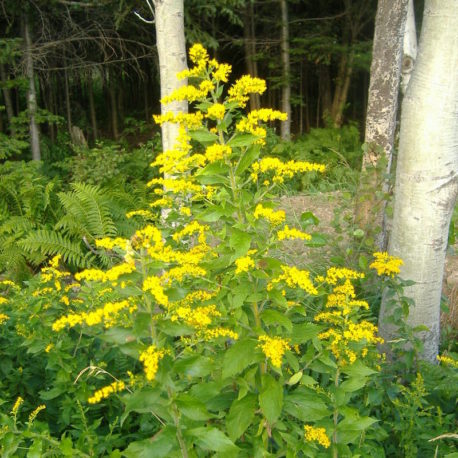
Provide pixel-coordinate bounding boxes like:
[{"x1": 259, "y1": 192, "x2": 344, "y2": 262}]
[{"x1": 1, "y1": 44, "x2": 456, "y2": 458}]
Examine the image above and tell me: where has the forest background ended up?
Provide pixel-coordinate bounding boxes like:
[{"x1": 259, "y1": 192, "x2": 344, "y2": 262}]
[{"x1": 0, "y1": 0, "x2": 457, "y2": 457}]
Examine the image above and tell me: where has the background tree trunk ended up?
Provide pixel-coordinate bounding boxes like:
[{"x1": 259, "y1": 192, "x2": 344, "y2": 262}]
[
  {"x1": 401, "y1": 0, "x2": 417, "y2": 94},
  {"x1": 24, "y1": 14, "x2": 41, "y2": 161},
  {"x1": 279, "y1": 0, "x2": 291, "y2": 140},
  {"x1": 153, "y1": 0, "x2": 188, "y2": 154},
  {"x1": 0, "y1": 63, "x2": 16, "y2": 135},
  {"x1": 379, "y1": 0, "x2": 458, "y2": 363},
  {"x1": 243, "y1": 0, "x2": 260, "y2": 111},
  {"x1": 355, "y1": 0, "x2": 409, "y2": 248}
]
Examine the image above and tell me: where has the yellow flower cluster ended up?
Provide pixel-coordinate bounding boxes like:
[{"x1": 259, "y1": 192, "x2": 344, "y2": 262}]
[
  {"x1": 211, "y1": 61, "x2": 232, "y2": 83},
  {"x1": 139, "y1": 345, "x2": 167, "y2": 381},
  {"x1": 161, "y1": 264, "x2": 207, "y2": 284},
  {"x1": 321, "y1": 267, "x2": 365, "y2": 285},
  {"x1": 172, "y1": 221, "x2": 208, "y2": 244},
  {"x1": 343, "y1": 321, "x2": 383, "y2": 345},
  {"x1": 126, "y1": 209, "x2": 152, "y2": 219},
  {"x1": 437, "y1": 354, "x2": 458, "y2": 368},
  {"x1": 205, "y1": 144, "x2": 232, "y2": 163},
  {"x1": 172, "y1": 304, "x2": 220, "y2": 328},
  {"x1": 147, "y1": 177, "x2": 202, "y2": 195},
  {"x1": 251, "y1": 157, "x2": 325, "y2": 184},
  {"x1": 40, "y1": 254, "x2": 71, "y2": 286},
  {"x1": 52, "y1": 300, "x2": 134, "y2": 331},
  {"x1": 228, "y1": 75, "x2": 267, "y2": 107},
  {"x1": 235, "y1": 249, "x2": 257, "y2": 274},
  {"x1": 153, "y1": 111, "x2": 204, "y2": 129},
  {"x1": 11, "y1": 396, "x2": 24, "y2": 415},
  {"x1": 88, "y1": 380, "x2": 125, "y2": 404},
  {"x1": 95, "y1": 237, "x2": 128, "y2": 250},
  {"x1": 268, "y1": 265, "x2": 318, "y2": 295},
  {"x1": 160, "y1": 81, "x2": 214, "y2": 105},
  {"x1": 28, "y1": 404, "x2": 46, "y2": 423},
  {"x1": 277, "y1": 225, "x2": 311, "y2": 241},
  {"x1": 206, "y1": 103, "x2": 226, "y2": 120},
  {"x1": 258, "y1": 335, "x2": 290, "y2": 368},
  {"x1": 370, "y1": 252, "x2": 403, "y2": 277},
  {"x1": 142, "y1": 275, "x2": 169, "y2": 307},
  {"x1": 0, "y1": 297, "x2": 8, "y2": 304},
  {"x1": 75, "y1": 262, "x2": 136, "y2": 283},
  {"x1": 0, "y1": 313, "x2": 8, "y2": 324},
  {"x1": 254, "y1": 203, "x2": 286, "y2": 226},
  {"x1": 236, "y1": 109, "x2": 287, "y2": 143},
  {"x1": 304, "y1": 425, "x2": 330, "y2": 448}
]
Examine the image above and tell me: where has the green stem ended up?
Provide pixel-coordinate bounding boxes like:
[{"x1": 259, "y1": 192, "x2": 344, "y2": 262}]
[
  {"x1": 168, "y1": 388, "x2": 189, "y2": 458},
  {"x1": 333, "y1": 368, "x2": 340, "y2": 458}
]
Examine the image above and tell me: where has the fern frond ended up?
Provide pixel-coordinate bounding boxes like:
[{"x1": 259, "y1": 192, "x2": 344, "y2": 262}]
[{"x1": 19, "y1": 229, "x2": 93, "y2": 268}]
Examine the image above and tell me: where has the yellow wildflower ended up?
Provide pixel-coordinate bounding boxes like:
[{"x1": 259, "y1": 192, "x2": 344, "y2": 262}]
[
  {"x1": 143, "y1": 276, "x2": 169, "y2": 307},
  {"x1": 139, "y1": 345, "x2": 167, "y2": 381},
  {"x1": 212, "y1": 62, "x2": 232, "y2": 82},
  {"x1": 0, "y1": 297, "x2": 8, "y2": 304},
  {"x1": 126, "y1": 209, "x2": 152, "y2": 219},
  {"x1": 205, "y1": 144, "x2": 232, "y2": 163},
  {"x1": 304, "y1": 425, "x2": 330, "y2": 448},
  {"x1": 258, "y1": 335, "x2": 290, "y2": 368},
  {"x1": 437, "y1": 354, "x2": 458, "y2": 368},
  {"x1": 277, "y1": 225, "x2": 311, "y2": 241},
  {"x1": 228, "y1": 75, "x2": 267, "y2": 107},
  {"x1": 370, "y1": 252, "x2": 403, "y2": 277},
  {"x1": 88, "y1": 380, "x2": 125, "y2": 404},
  {"x1": 11, "y1": 396, "x2": 24, "y2": 416},
  {"x1": 189, "y1": 43, "x2": 209, "y2": 64},
  {"x1": 254, "y1": 203, "x2": 286, "y2": 226},
  {"x1": 0, "y1": 313, "x2": 8, "y2": 324},
  {"x1": 235, "y1": 250, "x2": 257, "y2": 274},
  {"x1": 28, "y1": 405, "x2": 46, "y2": 424},
  {"x1": 268, "y1": 265, "x2": 318, "y2": 295},
  {"x1": 206, "y1": 103, "x2": 226, "y2": 120}
]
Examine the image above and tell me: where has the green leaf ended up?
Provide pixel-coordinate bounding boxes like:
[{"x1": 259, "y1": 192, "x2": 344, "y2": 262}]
[
  {"x1": 229, "y1": 229, "x2": 252, "y2": 258},
  {"x1": 39, "y1": 386, "x2": 66, "y2": 400},
  {"x1": 261, "y1": 309, "x2": 292, "y2": 332},
  {"x1": 304, "y1": 233, "x2": 327, "y2": 247},
  {"x1": 284, "y1": 390, "x2": 329, "y2": 422},
  {"x1": 188, "y1": 128, "x2": 218, "y2": 145},
  {"x1": 226, "y1": 393, "x2": 257, "y2": 441},
  {"x1": 287, "y1": 371, "x2": 303, "y2": 386},
  {"x1": 290, "y1": 323, "x2": 323, "y2": 345},
  {"x1": 222, "y1": 339, "x2": 261, "y2": 379},
  {"x1": 123, "y1": 427, "x2": 177, "y2": 458},
  {"x1": 341, "y1": 360, "x2": 377, "y2": 378},
  {"x1": 300, "y1": 211, "x2": 320, "y2": 226},
  {"x1": 235, "y1": 144, "x2": 261, "y2": 174},
  {"x1": 259, "y1": 374, "x2": 283, "y2": 424},
  {"x1": 174, "y1": 355, "x2": 213, "y2": 377},
  {"x1": 189, "y1": 427, "x2": 239, "y2": 452},
  {"x1": 176, "y1": 394, "x2": 214, "y2": 421},
  {"x1": 27, "y1": 438, "x2": 42, "y2": 458},
  {"x1": 339, "y1": 377, "x2": 367, "y2": 392},
  {"x1": 121, "y1": 387, "x2": 161, "y2": 425},
  {"x1": 228, "y1": 133, "x2": 257, "y2": 148}
]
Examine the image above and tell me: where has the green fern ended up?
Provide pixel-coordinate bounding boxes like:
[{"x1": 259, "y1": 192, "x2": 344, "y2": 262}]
[{"x1": 19, "y1": 229, "x2": 94, "y2": 268}]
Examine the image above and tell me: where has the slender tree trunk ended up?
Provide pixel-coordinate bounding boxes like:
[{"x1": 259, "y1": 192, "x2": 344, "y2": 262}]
[
  {"x1": 401, "y1": 0, "x2": 417, "y2": 94},
  {"x1": 64, "y1": 67, "x2": 72, "y2": 135},
  {"x1": 87, "y1": 71, "x2": 98, "y2": 142},
  {"x1": 153, "y1": 0, "x2": 188, "y2": 154},
  {"x1": 243, "y1": 0, "x2": 260, "y2": 111},
  {"x1": 0, "y1": 63, "x2": 16, "y2": 135},
  {"x1": 355, "y1": 0, "x2": 409, "y2": 248},
  {"x1": 108, "y1": 69, "x2": 119, "y2": 140},
  {"x1": 379, "y1": 0, "x2": 458, "y2": 363},
  {"x1": 279, "y1": 0, "x2": 291, "y2": 140},
  {"x1": 330, "y1": 49, "x2": 354, "y2": 127},
  {"x1": 23, "y1": 14, "x2": 40, "y2": 161},
  {"x1": 319, "y1": 64, "x2": 332, "y2": 123}
]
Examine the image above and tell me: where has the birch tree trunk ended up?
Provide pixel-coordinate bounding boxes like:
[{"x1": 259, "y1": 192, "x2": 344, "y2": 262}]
[
  {"x1": 379, "y1": 0, "x2": 458, "y2": 363},
  {"x1": 243, "y1": 1, "x2": 260, "y2": 111},
  {"x1": 279, "y1": 0, "x2": 291, "y2": 140},
  {"x1": 24, "y1": 15, "x2": 41, "y2": 161},
  {"x1": 400, "y1": 0, "x2": 417, "y2": 95},
  {"x1": 355, "y1": 0, "x2": 409, "y2": 248},
  {"x1": 153, "y1": 0, "x2": 187, "y2": 154}
]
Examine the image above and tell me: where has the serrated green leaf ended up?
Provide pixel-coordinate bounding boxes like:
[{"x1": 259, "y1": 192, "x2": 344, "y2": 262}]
[
  {"x1": 261, "y1": 309, "x2": 292, "y2": 332},
  {"x1": 222, "y1": 339, "x2": 261, "y2": 379},
  {"x1": 235, "y1": 143, "x2": 261, "y2": 174},
  {"x1": 188, "y1": 128, "x2": 218, "y2": 145},
  {"x1": 189, "y1": 427, "x2": 239, "y2": 452},
  {"x1": 176, "y1": 394, "x2": 214, "y2": 421},
  {"x1": 291, "y1": 323, "x2": 323, "y2": 345},
  {"x1": 226, "y1": 393, "x2": 257, "y2": 441},
  {"x1": 259, "y1": 374, "x2": 283, "y2": 424},
  {"x1": 123, "y1": 427, "x2": 176, "y2": 458},
  {"x1": 228, "y1": 133, "x2": 257, "y2": 148}
]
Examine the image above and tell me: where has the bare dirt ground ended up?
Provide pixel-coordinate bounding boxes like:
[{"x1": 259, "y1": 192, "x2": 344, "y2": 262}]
[{"x1": 279, "y1": 192, "x2": 458, "y2": 334}]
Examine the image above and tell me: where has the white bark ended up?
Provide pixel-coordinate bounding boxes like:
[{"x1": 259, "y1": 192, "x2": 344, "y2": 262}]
[
  {"x1": 24, "y1": 15, "x2": 41, "y2": 161},
  {"x1": 280, "y1": 0, "x2": 291, "y2": 140},
  {"x1": 379, "y1": 0, "x2": 458, "y2": 363},
  {"x1": 153, "y1": 0, "x2": 187, "y2": 153},
  {"x1": 401, "y1": 0, "x2": 417, "y2": 94}
]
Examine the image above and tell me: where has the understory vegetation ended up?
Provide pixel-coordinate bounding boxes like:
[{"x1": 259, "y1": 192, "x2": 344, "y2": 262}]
[{"x1": 0, "y1": 45, "x2": 457, "y2": 458}]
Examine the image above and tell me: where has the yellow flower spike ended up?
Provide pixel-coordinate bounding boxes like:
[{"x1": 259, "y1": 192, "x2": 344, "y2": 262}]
[
  {"x1": 228, "y1": 75, "x2": 267, "y2": 107},
  {"x1": 277, "y1": 225, "x2": 312, "y2": 241},
  {"x1": 28, "y1": 405, "x2": 46, "y2": 424},
  {"x1": 253, "y1": 204, "x2": 286, "y2": 226},
  {"x1": 189, "y1": 43, "x2": 209, "y2": 64},
  {"x1": 268, "y1": 265, "x2": 318, "y2": 295},
  {"x1": 0, "y1": 313, "x2": 8, "y2": 324},
  {"x1": 370, "y1": 252, "x2": 403, "y2": 277},
  {"x1": 11, "y1": 396, "x2": 24, "y2": 416},
  {"x1": 258, "y1": 335, "x2": 290, "y2": 368},
  {"x1": 206, "y1": 103, "x2": 226, "y2": 120},
  {"x1": 304, "y1": 425, "x2": 331, "y2": 448},
  {"x1": 139, "y1": 345, "x2": 167, "y2": 381},
  {"x1": 88, "y1": 381, "x2": 125, "y2": 404}
]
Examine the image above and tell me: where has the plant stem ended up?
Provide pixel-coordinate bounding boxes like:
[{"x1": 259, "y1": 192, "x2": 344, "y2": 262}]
[
  {"x1": 168, "y1": 388, "x2": 189, "y2": 458},
  {"x1": 333, "y1": 368, "x2": 340, "y2": 458}
]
